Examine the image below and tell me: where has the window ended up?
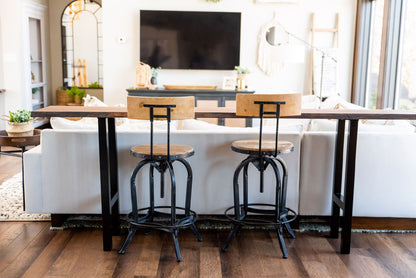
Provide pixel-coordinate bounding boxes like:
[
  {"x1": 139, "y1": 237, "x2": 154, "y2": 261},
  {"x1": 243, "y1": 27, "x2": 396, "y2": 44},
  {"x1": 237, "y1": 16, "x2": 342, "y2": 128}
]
[
  {"x1": 397, "y1": 1, "x2": 416, "y2": 110},
  {"x1": 366, "y1": 0, "x2": 385, "y2": 109},
  {"x1": 353, "y1": 0, "x2": 410, "y2": 110}
]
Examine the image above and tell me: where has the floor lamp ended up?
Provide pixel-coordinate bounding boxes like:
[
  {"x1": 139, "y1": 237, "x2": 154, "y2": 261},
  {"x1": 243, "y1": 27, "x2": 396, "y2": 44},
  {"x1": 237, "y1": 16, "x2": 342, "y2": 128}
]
[{"x1": 285, "y1": 31, "x2": 338, "y2": 108}]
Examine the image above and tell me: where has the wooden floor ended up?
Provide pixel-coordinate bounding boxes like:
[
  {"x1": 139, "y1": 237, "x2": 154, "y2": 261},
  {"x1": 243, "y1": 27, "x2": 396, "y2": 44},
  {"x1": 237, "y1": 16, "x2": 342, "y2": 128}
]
[
  {"x1": 1, "y1": 144, "x2": 416, "y2": 277},
  {"x1": 0, "y1": 224, "x2": 416, "y2": 278},
  {"x1": 0, "y1": 146, "x2": 22, "y2": 184}
]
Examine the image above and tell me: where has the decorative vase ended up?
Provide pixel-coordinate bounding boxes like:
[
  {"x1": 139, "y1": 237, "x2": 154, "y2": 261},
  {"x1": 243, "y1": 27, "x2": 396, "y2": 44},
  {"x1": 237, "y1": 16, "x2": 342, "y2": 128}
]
[
  {"x1": 6, "y1": 121, "x2": 34, "y2": 137},
  {"x1": 74, "y1": 95, "x2": 82, "y2": 105},
  {"x1": 237, "y1": 73, "x2": 249, "y2": 90},
  {"x1": 151, "y1": 76, "x2": 157, "y2": 85}
]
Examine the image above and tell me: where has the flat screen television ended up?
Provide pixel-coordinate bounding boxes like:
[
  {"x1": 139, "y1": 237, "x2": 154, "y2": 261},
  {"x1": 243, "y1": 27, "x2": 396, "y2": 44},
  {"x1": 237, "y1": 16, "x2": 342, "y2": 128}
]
[{"x1": 140, "y1": 10, "x2": 241, "y2": 70}]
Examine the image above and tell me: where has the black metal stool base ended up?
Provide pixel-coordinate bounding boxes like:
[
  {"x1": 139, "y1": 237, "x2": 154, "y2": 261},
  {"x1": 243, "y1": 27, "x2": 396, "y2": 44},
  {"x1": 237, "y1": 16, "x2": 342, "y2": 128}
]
[
  {"x1": 222, "y1": 203, "x2": 297, "y2": 258},
  {"x1": 119, "y1": 206, "x2": 202, "y2": 261}
]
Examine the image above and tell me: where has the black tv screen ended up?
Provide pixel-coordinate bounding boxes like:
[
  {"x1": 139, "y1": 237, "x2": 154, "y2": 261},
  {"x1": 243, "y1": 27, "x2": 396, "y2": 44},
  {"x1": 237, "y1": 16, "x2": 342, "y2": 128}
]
[{"x1": 140, "y1": 10, "x2": 241, "y2": 70}]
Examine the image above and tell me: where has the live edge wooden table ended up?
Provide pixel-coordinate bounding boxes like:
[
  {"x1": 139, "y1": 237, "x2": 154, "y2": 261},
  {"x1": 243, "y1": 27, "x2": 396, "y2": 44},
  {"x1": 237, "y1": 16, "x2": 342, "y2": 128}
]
[{"x1": 32, "y1": 106, "x2": 416, "y2": 253}]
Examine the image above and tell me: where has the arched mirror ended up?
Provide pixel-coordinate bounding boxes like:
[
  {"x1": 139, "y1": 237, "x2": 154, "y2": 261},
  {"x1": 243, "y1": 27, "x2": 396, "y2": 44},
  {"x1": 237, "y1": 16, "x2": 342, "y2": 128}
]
[{"x1": 61, "y1": 0, "x2": 102, "y2": 88}]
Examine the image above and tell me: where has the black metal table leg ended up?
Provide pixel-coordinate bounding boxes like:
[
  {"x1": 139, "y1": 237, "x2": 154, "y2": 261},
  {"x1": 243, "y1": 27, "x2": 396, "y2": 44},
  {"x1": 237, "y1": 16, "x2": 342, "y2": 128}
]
[
  {"x1": 218, "y1": 97, "x2": 226, "y2": 126},
  {"x1": 21, "y1": 147, "x2": 26, "y2": 211},
  {"x1": 108, "y1": 118, "x2": 120, "y2": 236},
  {"x1": 341, "y1": 119, "x2": 359, "y2": 254},
  {"x1": 329, "y1": 120, "x2": 345, "y2": 238},
  {"x1": 98, "y1": 117, "x2": 113, "y2": 251}
]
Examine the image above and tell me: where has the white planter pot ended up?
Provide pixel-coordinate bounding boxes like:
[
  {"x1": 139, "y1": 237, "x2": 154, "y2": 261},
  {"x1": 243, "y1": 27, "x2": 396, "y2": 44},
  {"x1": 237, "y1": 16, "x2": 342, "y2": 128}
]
[{"x1": 6, "y1": 121, "x2": 34, "y2": 137}]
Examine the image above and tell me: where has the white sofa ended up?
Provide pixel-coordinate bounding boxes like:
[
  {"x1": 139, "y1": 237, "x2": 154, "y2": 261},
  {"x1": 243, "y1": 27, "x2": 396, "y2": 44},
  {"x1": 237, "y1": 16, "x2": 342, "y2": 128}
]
[
  {"x1": 23, "y1": 96, "x2": 416, "y2": 218},
  {"x1": 24, "y1": 126, "x2": 302, "y2": 215},
  {"x1": 299, "y1": 127, "x2": 416, "y2": 218}
]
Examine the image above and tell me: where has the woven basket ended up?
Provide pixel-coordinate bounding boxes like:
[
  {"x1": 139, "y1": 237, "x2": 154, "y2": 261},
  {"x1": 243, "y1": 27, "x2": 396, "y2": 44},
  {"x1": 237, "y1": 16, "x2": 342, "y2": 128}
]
[
  {"x1": 56, "y1": 89, "x2": 73, "y2": 105},
  {"x1": 6, "y1": 121, "x2": 34, "y2": 137}
]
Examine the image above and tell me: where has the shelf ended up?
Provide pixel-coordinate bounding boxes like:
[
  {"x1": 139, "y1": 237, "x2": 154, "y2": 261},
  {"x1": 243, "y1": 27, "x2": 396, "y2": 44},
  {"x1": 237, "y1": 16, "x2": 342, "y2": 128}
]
[
  {"x1": 31, "y1": 60, "x2": 42, "y2": 63},
  {"x1": 32, "y1": 118, "x2": 49, "y2": 128},
  {"x1": 32, "y1": 100, "x2": 44, "y2": 106},
  {"x1": 31, "y1": 83, "x2": 45, "y2": 88}
]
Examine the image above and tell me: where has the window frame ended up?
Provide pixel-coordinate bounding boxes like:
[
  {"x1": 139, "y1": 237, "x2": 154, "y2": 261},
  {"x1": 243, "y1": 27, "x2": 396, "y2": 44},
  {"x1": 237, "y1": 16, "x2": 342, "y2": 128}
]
[{"x1": 352, "y1": 0, "x2": 407, "y2": 109}]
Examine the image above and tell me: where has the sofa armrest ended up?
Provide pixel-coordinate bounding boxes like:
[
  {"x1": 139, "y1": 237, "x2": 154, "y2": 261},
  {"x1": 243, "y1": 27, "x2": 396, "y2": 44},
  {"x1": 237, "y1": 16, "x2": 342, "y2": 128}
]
[{"x1": 23, "y1": 145, "x2": 43, "y2": 213}]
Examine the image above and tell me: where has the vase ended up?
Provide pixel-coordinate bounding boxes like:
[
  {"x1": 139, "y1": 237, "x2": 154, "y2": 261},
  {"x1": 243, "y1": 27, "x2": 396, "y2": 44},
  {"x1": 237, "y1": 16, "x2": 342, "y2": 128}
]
[
  {"x1": 151, "y1": 76, "x2": 157, "y2": 85},
  {"x1": 74, "y1": 95, "x2": 82, "y2": 105},
  {"x1": 6, "y1": 121, "x2": 34, "y2": 137},
  {"x1": 237, "y1": 73, "x2": 249, "y2": 90}
]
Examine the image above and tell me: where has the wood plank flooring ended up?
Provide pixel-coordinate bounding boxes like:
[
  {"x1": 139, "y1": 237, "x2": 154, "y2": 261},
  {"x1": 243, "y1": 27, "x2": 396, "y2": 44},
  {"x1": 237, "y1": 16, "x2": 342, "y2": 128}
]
[
  {"x1": 0, "y1": 224, "x2": 415, "y2": 278},
  {"x1": 1, "y1": 140, "x2": 416, "y2": 277},
  {"x1": 0, "y1": 146, "x2": 22, "y2": 184}
]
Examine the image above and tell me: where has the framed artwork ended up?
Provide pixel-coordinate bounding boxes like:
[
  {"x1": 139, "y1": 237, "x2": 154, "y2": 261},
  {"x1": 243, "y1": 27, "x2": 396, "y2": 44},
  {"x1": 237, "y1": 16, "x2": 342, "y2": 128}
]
[
  {"x1": 255, "y1": 0, "x2": 298, "y2": 3},
  {"x1": 222, "y1": 77, "x2": 236, "y2": 90}
]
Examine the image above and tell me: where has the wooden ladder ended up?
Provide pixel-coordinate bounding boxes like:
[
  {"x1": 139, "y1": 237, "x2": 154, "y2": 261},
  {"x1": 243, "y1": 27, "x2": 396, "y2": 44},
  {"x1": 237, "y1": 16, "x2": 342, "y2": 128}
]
[
  {"x1": 309, "y1": 13, "x2": 339, "y2": 95},
  {"x1": 74, "y1": 59, "x2": 88, "y2": 87}
]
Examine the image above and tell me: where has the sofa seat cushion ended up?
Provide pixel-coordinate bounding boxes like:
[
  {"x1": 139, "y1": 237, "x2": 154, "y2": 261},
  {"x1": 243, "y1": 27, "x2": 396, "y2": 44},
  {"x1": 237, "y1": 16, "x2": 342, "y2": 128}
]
[{"x1": 308, "y1": 96, "x2": 415, "y2": 133}]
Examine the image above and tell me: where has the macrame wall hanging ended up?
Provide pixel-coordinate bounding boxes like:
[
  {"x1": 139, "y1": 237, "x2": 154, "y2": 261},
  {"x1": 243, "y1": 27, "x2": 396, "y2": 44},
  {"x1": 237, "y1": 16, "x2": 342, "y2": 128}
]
[{"x1": 257, "y1": 14, "x2": 290, "y2": 76}]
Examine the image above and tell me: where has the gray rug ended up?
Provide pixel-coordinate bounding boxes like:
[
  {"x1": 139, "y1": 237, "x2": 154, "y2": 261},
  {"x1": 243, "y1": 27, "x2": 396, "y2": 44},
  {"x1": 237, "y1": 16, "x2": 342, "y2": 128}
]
[
  {"x1": 1, "y1": 173, "x2": 414, "y2": 233},
  {"x1": 51, "y1": 214, "x2": 416, "y2": 234},
  {"x1": 0, "y1": 173, "x2": 50, "y2": 221}
]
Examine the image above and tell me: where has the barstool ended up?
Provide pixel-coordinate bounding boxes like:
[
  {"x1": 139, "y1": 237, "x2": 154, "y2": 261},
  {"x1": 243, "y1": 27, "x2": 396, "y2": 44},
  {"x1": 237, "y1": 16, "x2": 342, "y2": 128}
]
[
  {"x1": 222, "y1": 93, "x2": 301, "y2": 258},
  {"x1": 119, "y1": 96, "x2": 202, "y2": 262}
]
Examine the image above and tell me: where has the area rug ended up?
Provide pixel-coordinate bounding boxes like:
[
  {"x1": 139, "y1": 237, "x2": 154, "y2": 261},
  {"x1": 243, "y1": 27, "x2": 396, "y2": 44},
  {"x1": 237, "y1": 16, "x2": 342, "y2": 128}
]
[{"x1": 0, "y1": 173, "x2": 50, "y2": 221}]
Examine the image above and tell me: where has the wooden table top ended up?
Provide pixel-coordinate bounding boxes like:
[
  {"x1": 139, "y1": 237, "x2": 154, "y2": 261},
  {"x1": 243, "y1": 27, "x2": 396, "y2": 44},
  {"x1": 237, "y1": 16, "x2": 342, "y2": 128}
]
[{"x1": 31, "y1": 105, "x2": 416, "y2": 120}]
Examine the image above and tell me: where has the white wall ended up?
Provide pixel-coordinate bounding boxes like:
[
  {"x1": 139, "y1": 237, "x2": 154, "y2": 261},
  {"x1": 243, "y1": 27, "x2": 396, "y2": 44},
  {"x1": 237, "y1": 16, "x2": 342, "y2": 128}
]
[
  {"x1": 0, "y1": 0, "x2": 49, "y2": 128},
  {"x1": 0, "y1": 12, "x2": 4, "y2": 129},
  {"x1": 0, "y1": 0, "x2": 26, "y2": 130},
  {"x1": 103, "y1": 0, "x2": 356, "y2": 106}
]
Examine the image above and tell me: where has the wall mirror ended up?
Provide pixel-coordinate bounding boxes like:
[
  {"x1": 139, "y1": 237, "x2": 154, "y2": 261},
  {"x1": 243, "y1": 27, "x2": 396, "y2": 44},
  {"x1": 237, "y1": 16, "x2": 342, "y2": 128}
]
[
  {"x1": 61, "y1": 0, "x2": 102, "y2": 88},
  {"x1": 265, "y1": 26, "x2": 288, "y2": 46}
]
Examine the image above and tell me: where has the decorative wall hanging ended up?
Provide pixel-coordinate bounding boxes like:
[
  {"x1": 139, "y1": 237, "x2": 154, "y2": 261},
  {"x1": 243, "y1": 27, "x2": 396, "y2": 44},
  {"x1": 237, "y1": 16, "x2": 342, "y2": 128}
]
[{"x1": 257, "y1": 14, "x2": 304, "y2": 76}]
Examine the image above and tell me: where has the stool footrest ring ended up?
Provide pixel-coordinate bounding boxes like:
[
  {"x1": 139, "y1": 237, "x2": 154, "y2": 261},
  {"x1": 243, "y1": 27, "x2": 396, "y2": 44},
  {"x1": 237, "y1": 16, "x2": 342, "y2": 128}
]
[
  {"x1": 224, "y1": 203, "x2": 297, "y2": 226},
  {"x1": 127, "y1": 206, "x2": 198, "y2": 231}
]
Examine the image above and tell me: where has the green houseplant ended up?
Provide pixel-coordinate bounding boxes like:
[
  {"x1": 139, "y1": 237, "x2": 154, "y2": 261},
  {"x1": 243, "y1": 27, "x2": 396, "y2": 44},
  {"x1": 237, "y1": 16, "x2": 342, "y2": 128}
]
[
  {"x1": 1, "y1": 109, "x2": 34, "y2": 137},
  {"x1": 234, "y1": 66, "x2": 250, "y2": 74},
  {"x1": 88, "y1": 81, "x2": 103, "y2": 88},
  {"x1": 84, "y1": 82, "x2": 104, "y2": 101},
  {"x1": 66, "y1": 86, "x2": 86, "y2": 105}
]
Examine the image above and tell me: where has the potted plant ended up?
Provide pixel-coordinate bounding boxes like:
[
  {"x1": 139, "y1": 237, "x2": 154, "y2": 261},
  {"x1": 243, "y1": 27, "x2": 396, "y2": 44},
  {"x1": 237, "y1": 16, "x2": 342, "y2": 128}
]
[
  {"x1": 66, "y1": 86, "x2": 86, "y2": 105},
  {"x1": 151, "y1": 67, "x2": 161, "y2": 85},
  {"x1": 1, "y1": 109, "x2": 34, "y2": 137},
  {"x1": 88, "y1": 81, "x2": 103, "y2": 89},
  {"x1": 234, "y1": 66, "x2": 250, "y2": 90},
  {"x1": 84, "y1": 81, "x2": 104, "y2": 101},
  {"x1": 56, "y1": 87, "x2": 72, "y2": 105},
  {"x1": 32, "y1": 87, "x2": 40, "y2": 99}
]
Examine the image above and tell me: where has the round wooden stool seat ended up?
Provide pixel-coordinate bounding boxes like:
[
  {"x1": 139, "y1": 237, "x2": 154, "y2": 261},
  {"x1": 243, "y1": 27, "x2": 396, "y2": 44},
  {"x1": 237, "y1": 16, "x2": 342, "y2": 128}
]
[
  {"x1": 131, "y1": 144, "x2": 194, "y2": 160},
  {"x1": 231, "y1": 139, "x2": 294, "y2": 155}
]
